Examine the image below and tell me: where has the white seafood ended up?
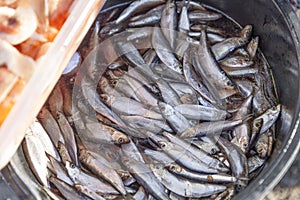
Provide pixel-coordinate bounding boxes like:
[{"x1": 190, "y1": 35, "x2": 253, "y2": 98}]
[
  {"x1": 0, "y1": 5, "x2": 37, "y2": 45},
  {"x1": 0, "y1": 39, "x2": 35, "y2": 81}
]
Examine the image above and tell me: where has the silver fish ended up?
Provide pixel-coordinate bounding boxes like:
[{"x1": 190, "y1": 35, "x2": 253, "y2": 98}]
[
  {"x1": 57, "y1": 112, "x2": 79, "y2": 166},
  {"x1": 79, "y1": 149, "x2": 126, "y2": 196},
  {"x1": 121, "y1": 157, "x2": 169, "y2": 200},
  {"x1": 166, "y1": 163, "x2": 236, "y2": 183},
  {"x1": 49, "y1": 177, "x2": 89, "y2": 200},
  {"x1": 253, "y1": 104, "x2": 281, "y2": 134},
  {"x1": 101, "y1": 94, "x2": 163, "y2": 120},
  {"x1": 22, "y1": 134, "x2": 48, "y2": 186},
  {"x1": 220, "y1": 56, "x2": 254, "y2": 68},
  {"x1": 180, "y1": 118, "x2": 246, "y2": 138},
  {"x1": 116, "y1": 0, "x2": 166, "y2": 24},
  {"x1": 37, "y1": 106, "x2": 65, "y2": 148},
  {"x1": 231, "y1": 95, "x2": 253, "y2": 153},
  {"x1": 248, "y1": 155, "x2": 266, "y2": 173},
  {"x1": 178, "y1": 0, "x2": 190, "y2": 33},
  {"x1": 144, "y1": 149, "x2": 175, "y2": 164},
  {"x1": 174, "y1": 104, "x2": 228, "y2": 121},
  {"x1": 156, "y1": 79, "x2": 182, "y2": 106},
  {"x1": 194, "y1": 30, "x2": 237, "y2": 100},
  {"x1": 152, "y1": 27, "x2": 183, "y2": 74},
  {"x1": 211, "y1": 25, "x2": 253, "y2": 61},
  {"x1": 214, "y1": 136, "x2": 248, "y2": 187},
  {"x1": 120, "y1": 115, "x2": 173, "y2": 133},
  {"x1": 188, "y1": 10, "x2": 223, "y2": 22},
  {"x1": 162, "y1": 131, "x2": 228, "y2": 172},
  {"x1": 65, "y1": 161, "x2": 119, "y2": 195},
  {"x1": 129, "y1": 5, "x2": 165, "y2": 27},
  {"x1": 161, "y1": 0, "x2": 178, "y2": 49},
  {"x1": 158, "y1": 102, "x2": 192, "y2": 134},
  {"x1": 150, "y1": 164, "x2": 227, "y2": 198},
  {"x1": 157, "y1": 140, "x2": 219, "y2": 173}
]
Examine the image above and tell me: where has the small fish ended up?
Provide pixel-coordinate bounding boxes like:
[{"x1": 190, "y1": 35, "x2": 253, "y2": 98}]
[
  {"x1": 194, "y1": 30, "x2": 237, "y2": 100},
  {"x1": 161, "y1": 0, "x2": 178, "y2": 49},
  {"x1": 247, "y1": 36, "x2": 259, "y2": 59},
  {"x1": 48, "y1": 84, "x2": 64, "y2": 117},
  {"x1": 248, "y1": 155, "x2": 266, "y2": 173},
  {"x1": 253, "y1": 105, "x2": 281, "y2": 134},
  {"x1": 174, "y1": 104, "x2": 228, "y2": 121},
  {"x1": 158, "y1": 102, "x2": 192, "y2": 134},
  {"x1": 178, "y1": 0, "x2": 190, "y2": 33},
  {"x1": 120, "y1": 115, "x2": 173, "y2": 133},
  {"x1": 180, "y1": 118, "x2": 246, "y2": 138},
  {"x1": 231, "y1": 95, "x2": 253, "y2": 153},
  {"x1": 81, "y1": 76, "x2": 127, "y2": 126},
  {"x1": 37, "y1": 106, "x2": 65, "y2": 148},
  {"x1": 22, "y1": 134, "x2": 48, "y2": 186},
  {"x1": 166, "y1": 162, "x2": 236, "y2": 183},
  {"x1": 116, "y1": 0, "x2": 166, "y2": 24},
  {"x1": 220, "y1": 56, "x2": 254, "y2": 68},
  {"x1": 150, "y1": 164, "x2": 227, "y2": 198},
  {"x1": 58, "y1": 77, "x2": 73, "y2": 116},
  {"x1": 223, "y1": 66, "x2": 259, "y2": 77},
  {"x1": 129, "y1": 5, "x2": 165, "y2": 27},
  {"x1": 144, "y1": 149, "x2": 175, "y2": 164},
  {"x1": 156, "y1": 79, "x2": 182, "y2": 106},
  {"x1": 49, "y1": 177, "x2": 88, "y2": 200},
  {"x1": 79, "y1": 149, "x2": 126, "y2": 196},
  {"x1": 47, "y1": 155, "x2": 73, "y2": 186},
  {"x1": 57, "y1": 112, "x2": 79, "y2": 166},
  {"x1": 211, "y1": 25, "x2": 253, "y2": 61},
  {"x1": 214, "y1": 136, "x2": 249, "y2": 187},
  {"x1": 121, "y1": 139, "x2": 145, "y2": 163},
  {"x1": 121, "y1": 157, "x2": 169, "y2": 200},
  {"x1": 157, "y1": 140, "x2": 219, "y2": 173},
  {"x1": 101, "y1": 94, "x2": 163, "y2": 120},
  {"x1": 65, "y1": 162, "x2": 119, "y2": 195},
  {"x1": 152, "y1": 27, "x2": 183, "y2": 74}
]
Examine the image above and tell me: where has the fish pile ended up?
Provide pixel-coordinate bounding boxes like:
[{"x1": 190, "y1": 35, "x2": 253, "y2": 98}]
[
  {"x1": 10, "y1": 0, "x2": 282, "y2": 199},
  {"x1": 0, "y1": 0, "x2": 74, "y2": 125}
]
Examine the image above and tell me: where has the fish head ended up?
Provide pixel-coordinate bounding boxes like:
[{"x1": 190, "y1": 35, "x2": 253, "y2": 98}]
[
  {"x1": 65, "y1": 161, "x2": 80, "y2": 183},
  {"x1": 111, "y1": 130, "x2": 130, "y2": 144},
  {"x1": 165, "y1": 163, "x2": 181, "y2": 173}
]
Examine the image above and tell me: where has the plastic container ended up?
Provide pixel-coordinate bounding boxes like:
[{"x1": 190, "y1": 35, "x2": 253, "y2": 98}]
[
  {"x1": 0, "y1": 0, "x2": 107, "y2": 170},
  {"x1": 1, "y1": 0, "x2": 300, "y2": 199}
]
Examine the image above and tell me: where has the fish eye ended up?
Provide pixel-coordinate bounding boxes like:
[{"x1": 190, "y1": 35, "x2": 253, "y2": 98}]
[
  {"x1": 70, "y1": 163, "x2": 76, "y2": 169},
  {"x1": 243, "y1": 143, "x2": 248, "y2": 148},
  {"x1": 159, "y1": 142, "x2": 167, "y2": 149},
  {"x1": 218, "y1": 163, "x2": 225, "y2": 168},
  {"x1": 210, "y1": 148, "x2": 217, "y2": 154},
  {"x1": 118, "y1": 138, "x2": 124, "y2": 144}
]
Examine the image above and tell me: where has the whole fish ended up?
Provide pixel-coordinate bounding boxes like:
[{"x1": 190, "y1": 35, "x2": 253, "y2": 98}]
[
  {"x1": 188, "y1": 10, "x2": 223, "y2": 22},
  {"x1": 162, "y1": 131, "x2": 228, "y2": 172},
  {"x1": 116, "y1": 0, "x2": 166, "y2": 24},
  {"x1": 161, "y1": 0, "x2": 178, "y2": 49},
  {"x1": 121, "y1": 157, "x2": 169, "y2": 200},
  {"x1": 211, "y1": 25, "x2": 253, "y2": 61},
  {"x1": 174, "y1": 104, "x2": 228, "y2": 121},
  {"x1": 166, "y1": 162, "x2": 236, "y2": 183},
  {"x1": 194, "y1": 30, "x2": 237, "y2": 100},
  {"x1": 158, "y1": 101, "x2": 191, "y2": 134},
  {"x1": 152, "y1": 27, "x2": 183, "y2": 74},
  {"x1": 150, "y1": 164, "x2": 227, "y2": 198},
  {"x1": 180, "y1": 118, "x2": 246, "y2": 138},
  {"x1": 57, "y1": 112, "x2": 79, "y2": 166},
  {"x1": 101, "y1": 94, "x2": 163, "y2": 120},
  {"x1": 157, "y1": 140, "x2": 219, "y2": 173},
  {"x1": 65, "y1": 161, "x2": 120, "y2": 195},
  {"x1": 129, "y1": 5, "x2": 165, "y2": 27},
  {"x1": 79, "y1": 149, "x2": 126, "y2": 196},
  {"x1": 37, "y1": 106, "x2": 65, "y2": 148}
]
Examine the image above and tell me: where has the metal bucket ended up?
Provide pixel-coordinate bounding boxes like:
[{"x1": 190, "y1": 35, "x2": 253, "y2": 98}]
[{"x1": 1, "y1": 1, "x2": 300, "y2": 199}]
